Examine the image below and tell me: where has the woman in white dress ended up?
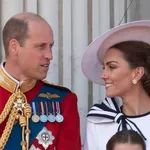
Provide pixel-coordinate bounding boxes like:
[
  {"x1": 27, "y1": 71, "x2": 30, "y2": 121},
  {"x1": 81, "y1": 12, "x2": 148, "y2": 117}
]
[{"x1": 81, "y1": 20, "x2": 150, "y2": 150}]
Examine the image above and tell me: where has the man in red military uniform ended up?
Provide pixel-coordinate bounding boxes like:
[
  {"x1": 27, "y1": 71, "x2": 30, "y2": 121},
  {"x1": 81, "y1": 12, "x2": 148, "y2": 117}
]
[{"x1": 0, "y1": 12, "x2": 81, "y2": 150}]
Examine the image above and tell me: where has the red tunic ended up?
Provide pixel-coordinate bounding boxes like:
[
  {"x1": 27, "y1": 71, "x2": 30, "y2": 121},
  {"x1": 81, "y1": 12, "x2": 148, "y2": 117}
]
[{"x1": 0, "y1": 69, "x2": 81, "y2": 150}]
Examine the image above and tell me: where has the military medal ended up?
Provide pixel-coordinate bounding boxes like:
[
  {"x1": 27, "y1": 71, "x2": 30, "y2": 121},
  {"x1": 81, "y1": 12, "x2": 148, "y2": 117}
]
[
  {"x1": 55, "y1": 102, "x2": 64, "y2": 123},
  {"x1": 40, "y1": 114, "x2": 48, "y2": 122},
  {"x1": 32, "y1": 114, "x2": 40, "y2": 123},
  {"x1": 36, "y1": 127, "x2": 55, "y2": 149},
  {"x1": 40, "y1": 102, "x2": 48, "y2": 122},
  {"x1": 31, "y1": 102, "x2": 40, "y2": 123},
  {"x1": 55, "y1": 113, "x2": 64, "y2": 123},
  {"x1": 45, "y1": 102, "x2": 55, "y2": 122},
  {"x1": 48, "y1": 113, "x2": 55, "y2": 122},
  {"x1": 47, "y1": 102, "x2": 55, "y2": 122}
]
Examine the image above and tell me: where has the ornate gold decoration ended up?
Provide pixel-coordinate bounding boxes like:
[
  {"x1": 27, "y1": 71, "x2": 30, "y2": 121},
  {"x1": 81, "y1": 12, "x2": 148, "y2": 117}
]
[
  {"x1": 0, "y1": 66, "x2": 36, "y2": 93},
  {"x1": 0, "y1": 89, "x2": 31, "y2": 150},
  {"x1": 38, "y1": 92, "x2": 60, "y2": 99}
]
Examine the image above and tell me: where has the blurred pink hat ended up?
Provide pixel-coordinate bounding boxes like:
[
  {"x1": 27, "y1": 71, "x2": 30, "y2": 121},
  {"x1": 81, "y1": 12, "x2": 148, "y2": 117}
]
[{"x1": 81, "y1": 20, "x2": 150, "y2": 85}]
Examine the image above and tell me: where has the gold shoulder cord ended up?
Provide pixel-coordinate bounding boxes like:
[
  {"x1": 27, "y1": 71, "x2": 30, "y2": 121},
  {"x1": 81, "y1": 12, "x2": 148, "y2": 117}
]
[{"x1": 0, "y1": 90, "x2": 32, "y2": 150}]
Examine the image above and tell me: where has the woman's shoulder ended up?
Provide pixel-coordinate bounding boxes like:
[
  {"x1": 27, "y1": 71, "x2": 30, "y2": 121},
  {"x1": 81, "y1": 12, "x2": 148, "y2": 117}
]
[
  {"x1": 88, "y1": 97, "x2": 122, "y2": 114},
  {"x1": 94, "y1": 97, "x2": 122, "y2": 110},
  {"x1": 86, "y1": 97, "x2": 122, "y2": 124}
]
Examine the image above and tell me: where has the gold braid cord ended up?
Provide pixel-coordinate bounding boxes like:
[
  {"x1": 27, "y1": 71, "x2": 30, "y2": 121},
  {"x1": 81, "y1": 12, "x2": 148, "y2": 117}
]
[{"x1": 0, "y1": 90, "x2": 32, "y2": 150}]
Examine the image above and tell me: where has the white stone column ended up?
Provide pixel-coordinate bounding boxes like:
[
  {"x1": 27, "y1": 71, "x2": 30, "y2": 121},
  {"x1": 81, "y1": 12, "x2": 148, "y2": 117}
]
[
  {"x1": 38, "y1": 0, "x2": 59, "y2": 84},
  {"x1": 72, "y1": 0, "x2": 88, "y2": 144}
]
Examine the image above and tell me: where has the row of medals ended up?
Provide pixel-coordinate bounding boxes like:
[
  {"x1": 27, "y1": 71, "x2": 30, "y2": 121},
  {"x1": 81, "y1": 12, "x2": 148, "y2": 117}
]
[{"x1": 31, "y1": 101, "x2": 64, "y2": 123}]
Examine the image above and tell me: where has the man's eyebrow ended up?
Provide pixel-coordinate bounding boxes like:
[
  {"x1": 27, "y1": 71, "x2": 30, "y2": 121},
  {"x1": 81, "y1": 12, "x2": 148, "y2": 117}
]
[
  {"x1": 33, "y1": 43, "x2": 46, "y2": 47},
  {"x1": 34, "y1": 42, "x2": 54, "y2": 47}
]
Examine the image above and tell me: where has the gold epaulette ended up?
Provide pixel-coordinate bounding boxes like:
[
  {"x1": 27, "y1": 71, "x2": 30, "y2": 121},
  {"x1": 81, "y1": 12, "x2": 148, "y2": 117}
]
[{"x1": 43, "y1": 80, "x2": 72, "y2": 93}]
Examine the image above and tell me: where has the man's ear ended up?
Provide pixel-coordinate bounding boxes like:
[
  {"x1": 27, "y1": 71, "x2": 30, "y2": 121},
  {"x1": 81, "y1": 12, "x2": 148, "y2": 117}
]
[
  {"x1": 132, "y1": 66, "x2": 144, "y2": 82},
  {"x1": 8, "y1": 39, "x2": 20, "y2": 56}
]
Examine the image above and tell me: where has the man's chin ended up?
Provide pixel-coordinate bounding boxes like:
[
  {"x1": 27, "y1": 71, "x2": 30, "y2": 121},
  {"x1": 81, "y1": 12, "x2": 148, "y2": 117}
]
[
  {"x1": 36, "y1": 74, "x2": 47, "y2": 80},
  {"x1": 40, "y1": 77, "x2": 47, "y2": 80}
]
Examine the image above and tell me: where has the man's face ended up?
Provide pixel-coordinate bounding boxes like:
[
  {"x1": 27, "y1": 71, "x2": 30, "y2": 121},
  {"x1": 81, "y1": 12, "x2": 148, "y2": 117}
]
[{"x1": 17, "y1": 21, "x2": 54, "y2": 80}]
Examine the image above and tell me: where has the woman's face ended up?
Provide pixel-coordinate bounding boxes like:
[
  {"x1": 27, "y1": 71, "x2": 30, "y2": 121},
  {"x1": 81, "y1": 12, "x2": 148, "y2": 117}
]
[
  {"x1": 101, "y1": 48, "x2": 136, "y2": 97},
  {"x1": 113, "y1": 143, "x2": 143, "y2": 150}
]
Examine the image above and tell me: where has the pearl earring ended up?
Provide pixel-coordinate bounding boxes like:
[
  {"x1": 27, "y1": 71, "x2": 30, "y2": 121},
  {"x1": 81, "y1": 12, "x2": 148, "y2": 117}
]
[{"x1": 132, "y1": 79, "x2": 137, "y2": 84}]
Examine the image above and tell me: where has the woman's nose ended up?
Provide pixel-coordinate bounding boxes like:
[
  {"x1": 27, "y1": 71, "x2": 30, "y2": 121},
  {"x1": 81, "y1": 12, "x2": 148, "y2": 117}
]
[{"x1": 101, "y1": 69, "x2": 108, "y2": 79}]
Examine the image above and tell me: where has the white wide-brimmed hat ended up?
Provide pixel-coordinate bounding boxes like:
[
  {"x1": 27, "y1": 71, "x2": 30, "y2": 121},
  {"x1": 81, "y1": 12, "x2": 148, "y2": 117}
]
[{"x1": 81, "y1": 20, "x2": 150, "y2": 85}]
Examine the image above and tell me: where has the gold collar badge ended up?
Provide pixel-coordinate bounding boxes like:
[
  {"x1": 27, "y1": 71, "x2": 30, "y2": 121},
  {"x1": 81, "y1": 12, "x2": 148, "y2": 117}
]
[{"x1": 0, "y1": 66, "x2": 36, "y2": 93}]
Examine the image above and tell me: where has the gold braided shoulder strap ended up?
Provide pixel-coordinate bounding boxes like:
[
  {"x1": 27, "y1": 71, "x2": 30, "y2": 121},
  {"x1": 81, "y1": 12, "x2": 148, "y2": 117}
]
[{"x1": 0, "y1": 90, "x2": 31, "y2": 150}]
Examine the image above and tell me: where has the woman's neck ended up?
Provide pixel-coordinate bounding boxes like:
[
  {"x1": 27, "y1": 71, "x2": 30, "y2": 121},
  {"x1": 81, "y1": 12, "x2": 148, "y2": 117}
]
[{"x1": 121, "y1": 87, "x2": 150, "y2": 116}]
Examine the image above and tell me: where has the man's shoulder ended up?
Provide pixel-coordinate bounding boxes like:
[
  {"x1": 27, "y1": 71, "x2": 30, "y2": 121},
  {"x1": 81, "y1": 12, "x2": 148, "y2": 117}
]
[{"x1": 41, "y1": 80, "x2": 72, "y2": 93}]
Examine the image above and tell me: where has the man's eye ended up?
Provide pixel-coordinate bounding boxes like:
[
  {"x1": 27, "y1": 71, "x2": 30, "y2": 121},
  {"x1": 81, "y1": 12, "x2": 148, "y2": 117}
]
[
  {"x1": 38, "y1": 45, "x2": 45, "y2": 49},
  {"x1": 49, "y1": 44, "x2": 54, "y2": 48}
]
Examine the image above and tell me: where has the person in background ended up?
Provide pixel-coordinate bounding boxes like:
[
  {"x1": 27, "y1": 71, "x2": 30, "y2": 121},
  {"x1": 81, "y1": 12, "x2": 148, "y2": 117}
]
[
  {"x1": 0, "y1": 12, "x2": 81, "y2": 150},
  {"x1": 106, "y1": 130, "x2": 146, "y2": 150},
  {"x1": 81, "y1": 20, "x2": 150, "y2": 150}
]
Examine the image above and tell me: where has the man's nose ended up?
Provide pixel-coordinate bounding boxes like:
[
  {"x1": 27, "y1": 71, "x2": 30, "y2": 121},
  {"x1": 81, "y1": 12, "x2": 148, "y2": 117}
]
[{"x1": 45, "y1": 49, "x2": 53, "y2": 60}]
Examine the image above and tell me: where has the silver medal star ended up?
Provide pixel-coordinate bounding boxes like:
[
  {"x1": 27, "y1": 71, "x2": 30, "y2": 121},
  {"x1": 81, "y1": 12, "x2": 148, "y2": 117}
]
[
  {"x1": 36, "y1": 127, "x2": 55, "y2": 149},
  {"x1": 14, "y1": 98, "x2": 25, "y2": 112}
]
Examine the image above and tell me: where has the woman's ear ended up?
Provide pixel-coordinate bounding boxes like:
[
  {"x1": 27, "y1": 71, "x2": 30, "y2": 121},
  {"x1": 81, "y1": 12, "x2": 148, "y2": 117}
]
[{"x1": 133, "y1": 66, "x2": 144, "y2": 82}]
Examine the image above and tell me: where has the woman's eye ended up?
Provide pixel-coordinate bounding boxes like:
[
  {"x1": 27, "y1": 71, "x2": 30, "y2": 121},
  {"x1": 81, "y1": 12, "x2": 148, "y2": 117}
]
[{"x1": 109, "y1": 66, "x2": 117, "y2": 69}]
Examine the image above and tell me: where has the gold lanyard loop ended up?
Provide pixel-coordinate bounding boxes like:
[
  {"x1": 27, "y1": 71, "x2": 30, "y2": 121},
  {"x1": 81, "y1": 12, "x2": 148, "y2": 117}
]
[{"x1": 0, "y1": 90, "x2": 31, "y2": 150}]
